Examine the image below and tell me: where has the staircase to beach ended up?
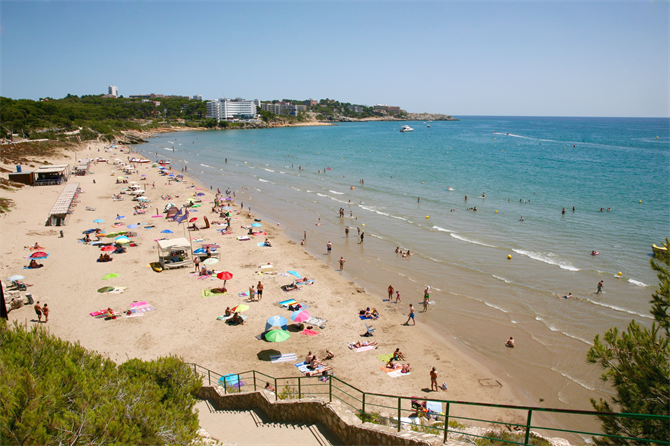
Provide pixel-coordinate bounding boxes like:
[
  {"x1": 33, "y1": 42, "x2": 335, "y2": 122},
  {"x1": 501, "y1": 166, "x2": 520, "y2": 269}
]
[{"x1": 196, "y1": 400, "x2": 339, "y2": 446}]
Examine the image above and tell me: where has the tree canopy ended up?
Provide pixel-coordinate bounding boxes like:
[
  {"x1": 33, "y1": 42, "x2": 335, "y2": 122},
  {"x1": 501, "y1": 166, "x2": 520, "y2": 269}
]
[
  {"x1": 0, "y1": 321, "x2": 202, "y2": 445},
  {"x1": 587, "y1": 238, "x2": 670, "y2": 444}
]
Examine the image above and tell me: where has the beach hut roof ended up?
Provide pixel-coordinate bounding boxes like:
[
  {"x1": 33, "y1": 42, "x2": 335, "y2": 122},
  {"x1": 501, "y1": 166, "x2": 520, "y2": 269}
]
[{"x1": 157, "y1": 238, "x2": 190, "y2": 253}]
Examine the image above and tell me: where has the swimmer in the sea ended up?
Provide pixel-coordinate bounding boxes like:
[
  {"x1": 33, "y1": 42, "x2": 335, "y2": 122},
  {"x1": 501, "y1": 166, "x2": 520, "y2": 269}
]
[{"x1": 520, "y1": 217, "x2": 524, "y2": 221}]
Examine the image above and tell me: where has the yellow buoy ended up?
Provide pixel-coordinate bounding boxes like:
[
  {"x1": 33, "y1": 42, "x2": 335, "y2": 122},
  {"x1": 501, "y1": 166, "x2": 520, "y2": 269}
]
[
  {"x1": 350, "y1": 186, "x2": 355, "y2": 190},
  {"x1": 618, "y1": 272, "x2": 623, "y2": 276},
  {"x1": 425, "y1": 216, "x2": 430, "y2": 219},
  {"x1": 495, "y1": 210, "x2": 498, "y2": 213},
  {"x1": 639, "y1": 200, "x2": 642, "y2": 203},
  {"x1": 507, "y1": 255, "x2": 512, "y2": 259},
  {"x1": 361, "y1": 224, "x2": 365, "y2": 226}
]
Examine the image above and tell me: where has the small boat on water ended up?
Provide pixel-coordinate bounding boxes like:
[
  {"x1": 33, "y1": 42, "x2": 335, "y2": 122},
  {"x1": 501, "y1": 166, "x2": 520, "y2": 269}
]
[
  {"x1": 652, "y1": 243, "x2": 668, "y2": 258},
  {"x1": 400, "y1": 125, "x2": 414, "y2": 133}
]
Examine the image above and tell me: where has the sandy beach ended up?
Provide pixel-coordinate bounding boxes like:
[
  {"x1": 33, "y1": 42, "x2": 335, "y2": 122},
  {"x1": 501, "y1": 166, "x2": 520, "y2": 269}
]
[{"x1": 0, "y1": 141, "x2": 557, "y2": 431}]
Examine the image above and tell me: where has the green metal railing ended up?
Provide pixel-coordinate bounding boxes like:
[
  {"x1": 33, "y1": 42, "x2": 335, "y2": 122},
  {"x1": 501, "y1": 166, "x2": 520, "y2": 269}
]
[{"x1": 188, "y1": 364, "x2": 669, "y2": 445}]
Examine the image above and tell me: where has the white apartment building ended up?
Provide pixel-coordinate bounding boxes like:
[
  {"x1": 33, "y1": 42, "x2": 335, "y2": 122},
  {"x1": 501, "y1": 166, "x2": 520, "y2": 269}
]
[
  {"x1": 108, "y1": 86, "x2": 119, "y2": 97},
  {"x1": 193, "y1": 95, "x2": 203, "y2": 101},
  {"x1": 206, "y1": 97, "x2": 259, "y2": 121}
]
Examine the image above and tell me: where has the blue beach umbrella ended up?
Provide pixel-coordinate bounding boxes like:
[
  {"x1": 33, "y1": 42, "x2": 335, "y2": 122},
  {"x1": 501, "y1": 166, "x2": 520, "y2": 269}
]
[
  {"x1": 93, "y1": 219, "x2": 104, "y2": 223},
  {"x1": 197, "y1": 192, "x2": 205, "y2": 196},
  {"x1": 266, "y1": 315, "x2": 287, "y2": 330},
  {"x1": 287, "y1": 270, "x2": 302, "y2": 279},
  {"x1": 116, "y1": 215, "x2": 125, "y2": 220},
  {"x1": 127, "y1": 224, "x2": 139, "y2": 229},
  {"x1": 251, "y1": 222, "x2": 262, "y2": 228},
  {"x1": 161, "y1": 229, "x2": 173, "y2": 234}
]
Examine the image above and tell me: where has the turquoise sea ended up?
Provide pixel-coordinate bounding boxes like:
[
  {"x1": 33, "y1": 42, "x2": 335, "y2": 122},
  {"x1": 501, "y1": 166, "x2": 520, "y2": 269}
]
[{"x1": 133, "y1": 116, "x2": 669, "y2": 416}]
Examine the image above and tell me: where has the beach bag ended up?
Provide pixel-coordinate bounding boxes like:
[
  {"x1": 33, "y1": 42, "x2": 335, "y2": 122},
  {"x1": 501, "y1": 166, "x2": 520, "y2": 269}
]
[{"x1": 440, "y1": 383, "x2": 448, "y2": 391}]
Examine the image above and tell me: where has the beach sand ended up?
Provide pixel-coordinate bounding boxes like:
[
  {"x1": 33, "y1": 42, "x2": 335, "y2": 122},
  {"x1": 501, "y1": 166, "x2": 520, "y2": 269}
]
[{"x1": 0, "y1": 141, "x2": 557, "y2": 432}]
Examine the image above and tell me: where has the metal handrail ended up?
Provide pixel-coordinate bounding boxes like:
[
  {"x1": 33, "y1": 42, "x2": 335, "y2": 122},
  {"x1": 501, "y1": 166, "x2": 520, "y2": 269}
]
[{"x1": 187, "y1": 364, "x2": 670, "y2": 445}]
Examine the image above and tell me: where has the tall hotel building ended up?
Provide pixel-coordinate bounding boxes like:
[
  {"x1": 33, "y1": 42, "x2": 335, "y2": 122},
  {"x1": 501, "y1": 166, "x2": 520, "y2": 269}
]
[{"x1": 206, "y1": 98, "x2": 260, "y2": 121}]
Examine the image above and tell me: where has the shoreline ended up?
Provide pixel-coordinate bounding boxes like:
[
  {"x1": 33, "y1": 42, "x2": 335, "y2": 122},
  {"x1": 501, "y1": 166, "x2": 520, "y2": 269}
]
[{"x1": 0, "y1": 141, "x2": 575, "y2": 441}]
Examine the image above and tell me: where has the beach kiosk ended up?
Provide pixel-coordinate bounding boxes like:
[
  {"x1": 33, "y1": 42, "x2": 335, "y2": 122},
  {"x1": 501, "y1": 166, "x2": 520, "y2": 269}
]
[{"x1": 157, "y1": 237, "x2": 194, "y2": 270}]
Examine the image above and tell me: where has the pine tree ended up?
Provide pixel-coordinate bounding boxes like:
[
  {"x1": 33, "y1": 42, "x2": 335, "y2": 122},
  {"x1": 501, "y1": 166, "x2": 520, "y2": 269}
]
[{"x1": 587, "y1": 239, "x2": 670, "y2": 444}]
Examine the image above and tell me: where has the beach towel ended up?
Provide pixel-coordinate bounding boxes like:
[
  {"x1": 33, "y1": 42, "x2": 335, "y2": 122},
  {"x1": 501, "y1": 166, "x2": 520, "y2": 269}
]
[
  {"x1": 278, "y1": 298, "x2": 298, "y2": 306},
  {"x1": 426, "y1": 401, "x2": 443, "y2": 415},
  {"x1": 294, "y1": 361, "x2": 325, "y2": 374},
  {"x1": 216, "y1": 315, "x2": 233, "y2": 321},
  {"x1": 388, "y1": 369, "x2": 411, "y2": 378},
  {"x1": 197, "y1": 275, "x2": 211, "y2": 280},
  {"x1": 301, "y1": 328, "x2": 319, "y2": 336},
  {"x1": 270, "y1": 353, "x2": 297, "y2": 364},
  {"x1": 359, "y1": 315, "x2": 373, "y2": 320},
  {"x1": 257, "y1": 242, "x2": 271, "y2": 247},
  {"x1": 304, "y1": 316, "x2": 327, "y2": 327},
  {"x1": 192, "y1": 238, "x2": 204, "y2": 242},
  {"x1": 202, "y1": 289, "x2": 226, "y2": 298},
  {"x1": 130, "y1": 301, "x2": 154, "y2": 313},
  {"x1": 353, "y1": 345, "x2": 377, "y2": 352},
  {"x1": 238, "y1": 292, "x2": 249, "y2": 298},
  {"x1": 377, "y1": 353, "x2": 394, "y2": 363}
]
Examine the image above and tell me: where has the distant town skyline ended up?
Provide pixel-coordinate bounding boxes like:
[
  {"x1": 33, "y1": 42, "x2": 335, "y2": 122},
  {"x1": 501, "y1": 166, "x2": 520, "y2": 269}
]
[{"x1": 1, "y1": 1, "x2": 667, "y2": 117}]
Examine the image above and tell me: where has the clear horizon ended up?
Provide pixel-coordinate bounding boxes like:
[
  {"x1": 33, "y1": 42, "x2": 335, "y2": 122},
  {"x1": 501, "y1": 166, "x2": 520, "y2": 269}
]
[{"x1": 1, "y1": 1, "x2": 668, "y2": 118}]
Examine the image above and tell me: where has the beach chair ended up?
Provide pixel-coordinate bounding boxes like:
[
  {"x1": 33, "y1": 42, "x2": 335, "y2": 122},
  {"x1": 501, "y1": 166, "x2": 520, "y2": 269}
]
[{"x1": 363, "y1": 323, "x2": 375, "y2": 337}]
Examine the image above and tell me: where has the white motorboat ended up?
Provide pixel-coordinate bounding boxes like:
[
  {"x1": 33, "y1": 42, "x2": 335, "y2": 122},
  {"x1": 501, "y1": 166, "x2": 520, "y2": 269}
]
[{"x1": 400, "y1": 125, "x2": 414, "y2": 132}]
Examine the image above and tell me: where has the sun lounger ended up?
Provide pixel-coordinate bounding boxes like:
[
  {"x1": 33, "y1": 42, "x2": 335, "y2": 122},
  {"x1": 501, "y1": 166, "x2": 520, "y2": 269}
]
[{"x1": 270, "y1": 353, "x2": 297, "y2": 364}]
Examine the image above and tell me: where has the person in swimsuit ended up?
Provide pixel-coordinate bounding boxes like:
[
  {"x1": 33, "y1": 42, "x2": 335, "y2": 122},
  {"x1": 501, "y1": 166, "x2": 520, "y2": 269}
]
[
  {"x1": 257, "y1": 281, "x2": 263, "y2": 301},
  {"x1": 339, "y1": 257, "x2": 345, "y2": 271},
  {"x1": 388, "y1": 285, "x2": 394, "y2": 300},
  {"x1": 42, "y1": 303, "x2": 49, "y2": 323},
  {"x1": 34, "y1": 301, "x2": 42, "y2": 322},
  {"x1": 404, "y1": 304, "x2": 415, "y2": 325}
]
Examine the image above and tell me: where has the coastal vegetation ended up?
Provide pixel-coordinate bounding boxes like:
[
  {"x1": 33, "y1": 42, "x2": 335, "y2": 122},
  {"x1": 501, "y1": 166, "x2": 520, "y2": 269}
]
[
  {"x1": 587, "y1": 242, "x2": 670, "y2": 444},
  {"x1": 0, "y1": 322, "x2": 202, "y2": 445}
]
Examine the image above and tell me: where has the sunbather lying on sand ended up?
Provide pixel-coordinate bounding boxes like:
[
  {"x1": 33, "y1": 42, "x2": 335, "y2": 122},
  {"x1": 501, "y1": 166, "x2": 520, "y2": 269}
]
[
  {"x1": 26, "y1": 259, "x2": 43, "y2": 269},
  {"x1": 305, "y1": 366, "x2": 333, "y2": 377},
  {"x1": 29, "y1": 242, "x2": 45, "y2": 250},
  {"x1": 352, "y1": 341, "x2": 378, "y2": 348}
]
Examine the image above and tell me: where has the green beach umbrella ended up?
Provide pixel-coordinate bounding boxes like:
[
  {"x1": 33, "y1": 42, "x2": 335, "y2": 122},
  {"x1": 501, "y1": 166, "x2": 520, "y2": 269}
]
[
  {"x1": 265, "y1": 329, "x2": 291, "y2": 343},
  {"x1": 97, "y1": 286, "x2": 115, "y2": 293},
  {"x1": 102, "y1": 273, "x2": 120, "y2": 280}
]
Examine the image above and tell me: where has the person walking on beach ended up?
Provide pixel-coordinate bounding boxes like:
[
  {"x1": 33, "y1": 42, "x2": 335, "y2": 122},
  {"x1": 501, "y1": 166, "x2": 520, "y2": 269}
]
[
  {"x1": 359, "y1": 232, "x2": 365, "y2": 244},
  {"x1": 345, "y1": 226, "x2": 349, "y2": 237},
  {"x1": 396, "y1": 290, "x2": 401, "y2": 303},
  {"x1": 327, "y1": 241, "x2": 332, "y2": 254},
  {"x1": 404, "y1": 304, "x2": 415, "y2": 326},
  {"x1": 34, "y1": 301, "x2": 42, "y2": 323},
  {"x1": 388, "y1": 285, "x2": 394, "y2": 301},
  {"x1": 339, "y1": 257, "x2": 345, "y2": 271},
  {"x1": 257, "y1": 281, "x2": 264, "y2": 301},
  {"x1": 42, "y1": 303, "x2": 49, "y2": 323},
  {"x1": 430, "y1": 367, "x2": 439, "y2": 391},
  {"x1": 596, "y1": 280, "x2": 604, "y2": 294}
]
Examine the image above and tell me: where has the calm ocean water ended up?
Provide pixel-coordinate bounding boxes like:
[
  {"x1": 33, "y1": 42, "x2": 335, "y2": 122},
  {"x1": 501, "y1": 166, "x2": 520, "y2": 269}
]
[{"x1": 133, "y1": 116, "x2": 669, "y2": 415}]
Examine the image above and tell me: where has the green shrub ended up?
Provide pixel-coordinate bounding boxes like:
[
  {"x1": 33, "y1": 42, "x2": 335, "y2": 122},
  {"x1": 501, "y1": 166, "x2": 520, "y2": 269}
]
[
  {"x1": 0, "y1": 321, "x2": 202, "y2": 445},
  {"x1": 474, "y1": 430, "x2": 552, "y2": 446}
]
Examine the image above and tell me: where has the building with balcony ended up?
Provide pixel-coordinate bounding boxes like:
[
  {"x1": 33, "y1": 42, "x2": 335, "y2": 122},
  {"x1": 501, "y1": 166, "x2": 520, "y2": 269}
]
[{"x1": 206, "y1": 97, "x2": 259, "y2": 121}]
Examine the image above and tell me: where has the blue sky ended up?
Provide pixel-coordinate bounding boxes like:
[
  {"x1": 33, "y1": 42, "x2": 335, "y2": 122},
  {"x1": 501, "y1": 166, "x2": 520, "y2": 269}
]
[{"x1": 1, "y1": 1, "x2": 668, "y2": 117}]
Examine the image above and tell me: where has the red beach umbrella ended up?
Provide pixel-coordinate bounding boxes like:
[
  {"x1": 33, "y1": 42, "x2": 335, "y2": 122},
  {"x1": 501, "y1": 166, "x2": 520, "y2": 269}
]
[
  {"x1": 216, "y1": 271, "x2": 233, "y2": 289},
  {"x1": 189, "y1": 217, "x2": 198, "y2": 223},
  {"x1": 100, "y1": 246, "x2": 115, "y2": 252},
  {"x1": 30, "y1": 252, "x2": 47, "y2": 258}
]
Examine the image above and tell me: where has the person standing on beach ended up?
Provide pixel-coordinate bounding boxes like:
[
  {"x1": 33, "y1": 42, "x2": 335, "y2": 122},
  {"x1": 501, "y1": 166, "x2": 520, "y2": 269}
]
[
  {"x1": 357, "y1": 227, "x2": 361, "y2": 237},
  {"x1": 388, "y1": 285, "x2": 394, "y2": 301},
  {"x1": 404, "y1": 304, "x2": 415, "y2": 325},
  {"x1": 596, "y1": 280, "x2": 604, "y2": 294},
  {"x1": 193, "y1": 255, "x2": 200, "y2": 273},
  {"x1": 345, "y1": 226, "x2": 350, "y2": 237},
  {"x1": 359, "y1": 232, "x2": 365, "y2": 244},
  {"x1": 34, "y1": 301, "x2": 42, "y2": 323},
  {"x1": 249, "y1": 285, "x2": 256, "y2": 301},
  {"x1": 423, "y1": 286, "x2": 431, "y2": 312},
  {"x1": 396, "y1": 290, "x2": 401, "y2": 303},
  {"x1": 339, "y1": 257, "x2": 345, "y2": 271},
  {"x1": 304, "y1": 231, "x2": 307, "y2": 241},
  {"x1": 430, "y1": 367, "x2": 438, "y2": 391},
  {"x1": 327, "y1": 241, "x2": 332, "y2": 254},
  {"x1": 42, "y1": 303, "x2": 49, "y2": 323},
  {"x1": 257, "y1": 281, "x2": 263, "y2": 301}
]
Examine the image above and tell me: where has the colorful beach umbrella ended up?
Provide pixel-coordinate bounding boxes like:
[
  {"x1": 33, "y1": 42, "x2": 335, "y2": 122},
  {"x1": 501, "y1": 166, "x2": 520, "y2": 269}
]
[
  {"x1": 115, "y1": 237, "x2": 130, "y2": 244},
  {"x1": 267, "y1": 315, "x2": 287, "y2": 327},
  {"x1": 291, "y1": 310, "x2": 311, "y2": 323},
  {"x1": 100, "y1": 246, "x2": 115, "y2": 252},
  {"x1": 189, "y1": 217, "x2": 198, "y2": 223},
  {"x1": 203, "y1": 258, "x2": 219, "y2": 265},
  {"x1": 93, "y1": 219, "x2": 104, "y2": 223},
  {"x1": 127, "y1": 224, "x2": 139, "y2": 229},
  {"x1": 116, "y1": 215, "x2": 125, "y2": 220},
  {"x1": 216, "y1": 271, "x2": 233, "y2": 288},
  {"x1": 287, "y1": 270, "x2": 302, "y2": 279},
  {"x1": 231, "y1": 304, "x2": 249, "y2": 313},
  {"x1": 102, "y1": 273, "x2": 119, "y2": 280},
  {"x1": 196, "y1": 192, "x2": 205, "y2": 196},
  {"x1": 160, "y1": 229, "x2": 173, "y2": 234},
  {"x1": 265, "y1": 329, "x2": 291, "y2": 343}
]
